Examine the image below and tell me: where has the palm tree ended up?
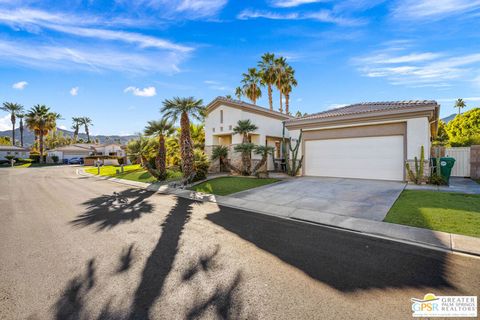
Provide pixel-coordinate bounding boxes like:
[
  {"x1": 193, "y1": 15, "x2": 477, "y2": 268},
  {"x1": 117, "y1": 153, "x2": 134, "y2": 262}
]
[
  {"x1": 241, "y1": 68, "x2": 262, "y2": 104},
  {"x1": 161, "y1": 97, "x2": 205, "y2": 178},
  {"x1": 1, "y1": 102, "x2": 24, "y2": 145},
  {"x1": 235, "y1": 87, "x2": 243, "y2": 100},
  {"x1": 25, "y1": 105, "x2": 60, "y2": 163},
  {"x1": 80, "y1": 117, "x2": 93, "y2": 142},
  {"x1": 190, "y1": 123, "x2": 205, "y2": 149},
  {"x1": 233, "y1": 119, "x2": 258, "y2": 143},
  {"x1": 252, "y1": 145, "x2": 275, "y2": 175},
  {"x1": 17, "y1": 113, "x2": 25, "y2": 147},
  {"x1": 233, "y1": 119, "x2": 258, "y2": 175},
  {"x1": 281, "y1": 66, "x2": 298, "y2": 115},
  {"x1": 211, "y1": 145, "x2": 241, "y2": 173},
  {"x1": 71, "y1": 117, "x2": 82, "y2": 142},
  {"x1": 144, "y1": 119, "x2": 175, "y2": 180},
  {"x1": 274, "y1": 57, "x2": 287, "y2": 113},
  {"x1": 455, "y1": 98, "x2": 466, "y2": 115},
  {"x1": 258, "y1": 52, "x2": 276, "y2": 111}
]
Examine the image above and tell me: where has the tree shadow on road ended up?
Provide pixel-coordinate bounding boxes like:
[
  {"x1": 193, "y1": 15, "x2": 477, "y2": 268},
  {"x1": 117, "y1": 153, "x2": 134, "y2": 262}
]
[
  {"x1": 127, "y1": 197, "x2": 195, "y2": 320},
  {"x1": 206, "y1": 205, "x2": 457, "y2": 293},
  {"x1": 71, "y1": 189, "x2": 155, "y2": 231},
  {"x1": 54, "y1": 259, "x2": 96, "y2": 320}
]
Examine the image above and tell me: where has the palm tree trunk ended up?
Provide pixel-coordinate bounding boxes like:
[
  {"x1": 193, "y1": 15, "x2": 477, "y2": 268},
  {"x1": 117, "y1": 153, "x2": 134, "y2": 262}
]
[
  {"x1": 10, "y1": 114, "x2": 15, "y2": 146},
  {"x1": 180, "y1": 111, "x2": 194, "y2": 178},
  {"x1": 39, "y1": 133, "x2": 45, "y2": 163},
  {"x1": 285, "y1": 93, "x2": 290, "y2": 115},
  {"x1": 278, "y1": 84, "x2": 283, "y2": 113},
  {"x1": 252, "y1": 153, "x2": 269, "y2": 175},
  {"x1": 155, "y1": 134, "x2": 167, "y2": 180},
  {"x1": 20, "y1": 119, "x2": 24, "y2": 147},
  {"x1": 85, "y1": 126, "x2": 90, "y2": 143},
  {"x1": 268, "y1": 85, "x2": 273, "y2": 110}
]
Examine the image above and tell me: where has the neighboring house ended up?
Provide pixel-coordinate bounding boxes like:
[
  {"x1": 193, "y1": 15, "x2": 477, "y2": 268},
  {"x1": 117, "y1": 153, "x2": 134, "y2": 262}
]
[
  {"x1": 0, "y1": 145, "x2": 30, "y2": 161},
  {"x1": 205, "y1": 97, "x2": 293, "y2": 171},
  {"x1": 47, "y1": 143, "x2": 126, "y2": 163},
  {"x1": 205, "y1": 97, "x2": 439, "y2": 182}
]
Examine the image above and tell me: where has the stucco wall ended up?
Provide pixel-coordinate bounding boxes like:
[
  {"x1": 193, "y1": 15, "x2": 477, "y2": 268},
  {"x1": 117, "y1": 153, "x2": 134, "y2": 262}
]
[
  {"x1": 205, "y1": 103, "x2": 288, "y2": 146},
  {"x1": 406, "y1": 117, "x2": 430, "y2": 160}
]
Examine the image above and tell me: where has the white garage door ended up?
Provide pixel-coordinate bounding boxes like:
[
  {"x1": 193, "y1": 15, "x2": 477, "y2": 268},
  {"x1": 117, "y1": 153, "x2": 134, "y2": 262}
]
[{"x1": 305, "y1": 136, "x2": 404, "y2": 181}]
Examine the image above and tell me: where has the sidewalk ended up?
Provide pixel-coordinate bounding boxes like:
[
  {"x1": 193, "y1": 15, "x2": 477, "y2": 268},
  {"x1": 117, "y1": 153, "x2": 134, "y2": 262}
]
[{"x1": 77, "y1": 169, "x2": 480, "y2": 257}]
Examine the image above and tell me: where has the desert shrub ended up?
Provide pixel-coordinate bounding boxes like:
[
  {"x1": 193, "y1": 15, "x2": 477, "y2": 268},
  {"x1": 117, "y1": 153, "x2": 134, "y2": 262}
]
[
  {"x1": 51, "y1": 155, "x2": 59, "y2": 163},
  {"x1": 193, "y1": 149, "x2": 210, "y2": 181}
]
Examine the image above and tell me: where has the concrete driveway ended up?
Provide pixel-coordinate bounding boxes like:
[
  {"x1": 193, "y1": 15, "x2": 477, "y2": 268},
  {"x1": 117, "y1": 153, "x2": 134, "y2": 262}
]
[{"x1": 230, "y1": 177, "x2": 406, "y2": 221}]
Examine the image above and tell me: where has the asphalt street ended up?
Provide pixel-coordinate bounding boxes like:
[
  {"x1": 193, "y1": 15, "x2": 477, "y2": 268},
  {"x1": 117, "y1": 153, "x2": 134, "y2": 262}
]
[{"x1": 0, "y1": 166, "x2": 479, "y2": 319}]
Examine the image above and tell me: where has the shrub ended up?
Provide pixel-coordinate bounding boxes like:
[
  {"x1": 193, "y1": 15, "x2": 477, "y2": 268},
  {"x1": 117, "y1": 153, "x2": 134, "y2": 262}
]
[
  {"x1": 18, "y1": 158, "x2": 33, "y2": 163},
  {"x1": 29, "y1": 152, "x2": 45, "y2": 163},
  {"x1": 193, "y1": 149, "x2": 210, "y2": 182},
  {"x1": 5, "y1": 155, "x2": 15, "y2": 161},
  {"x1": 51, "y1": 155, "x2": 59, "y2": 164}
]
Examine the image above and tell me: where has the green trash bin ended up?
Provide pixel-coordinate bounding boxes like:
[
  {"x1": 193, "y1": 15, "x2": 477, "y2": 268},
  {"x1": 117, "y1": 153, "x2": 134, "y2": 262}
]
[{"x1": 439, "y1": 157, "x2": 455, "y2": 184}]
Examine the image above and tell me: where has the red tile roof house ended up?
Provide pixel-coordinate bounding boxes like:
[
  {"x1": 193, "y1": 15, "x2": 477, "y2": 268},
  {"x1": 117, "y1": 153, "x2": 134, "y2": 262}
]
[{"x1": 204, "y1": 97, "x2": 439, "y2": 181}]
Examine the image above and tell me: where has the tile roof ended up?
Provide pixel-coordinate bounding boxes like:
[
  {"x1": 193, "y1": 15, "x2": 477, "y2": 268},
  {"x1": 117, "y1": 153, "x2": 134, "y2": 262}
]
[
  {"x1": 286, "y1": 100, "x2": 438, "y2": 123},
  {"x1": 207, "y1": 96, "x2": 294, "y2": 119}
]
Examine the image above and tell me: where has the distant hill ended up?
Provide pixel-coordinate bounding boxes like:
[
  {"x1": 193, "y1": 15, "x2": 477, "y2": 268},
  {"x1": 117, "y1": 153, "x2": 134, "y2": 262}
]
[
  {"x1": 0, "y1": 127, "x2": 137, "y2": 146},
  {"x1": 441, "y1": 113, "x2": 457, "y2": 124}
]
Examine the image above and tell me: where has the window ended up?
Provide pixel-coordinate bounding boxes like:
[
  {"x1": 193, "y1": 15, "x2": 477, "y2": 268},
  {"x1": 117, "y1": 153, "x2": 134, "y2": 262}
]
[
  {"x1": 220, "y1": 110, "x2": 223, "y2": 124},
  {"x1": 212, "y1": 128, "x2": 215, "y2": 132},
  {"x1": 229, "y1": 125, "x2": 232, "y2": 130},
  {"x1": 220, "y1": 126, "x2": 223, "y2": 132}
]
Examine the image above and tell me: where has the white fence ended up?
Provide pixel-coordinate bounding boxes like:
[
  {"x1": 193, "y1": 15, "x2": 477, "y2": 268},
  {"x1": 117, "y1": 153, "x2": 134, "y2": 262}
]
[{"x1": 445, "y1": 147, "x2": 471, "y2": 177}]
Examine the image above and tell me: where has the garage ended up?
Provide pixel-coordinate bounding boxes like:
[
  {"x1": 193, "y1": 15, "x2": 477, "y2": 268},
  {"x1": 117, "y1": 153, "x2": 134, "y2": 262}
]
[
  {"x1": 304, "y1": 136, "x2": 404, "y2": 181},
  {"x1": 285, "y1": 101, "x2": 440, "y2": 183}
]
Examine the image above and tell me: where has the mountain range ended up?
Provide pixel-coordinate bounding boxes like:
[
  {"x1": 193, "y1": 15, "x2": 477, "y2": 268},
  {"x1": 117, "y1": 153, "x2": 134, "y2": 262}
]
[{"x1": 0, "y1": 127, "x2": 137, "y2": 146}]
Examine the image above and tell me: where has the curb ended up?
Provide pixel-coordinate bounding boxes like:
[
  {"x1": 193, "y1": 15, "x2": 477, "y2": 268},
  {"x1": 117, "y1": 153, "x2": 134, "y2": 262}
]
[{"x1": 76, "y1": 169, "x2": 480, "y2": 258}]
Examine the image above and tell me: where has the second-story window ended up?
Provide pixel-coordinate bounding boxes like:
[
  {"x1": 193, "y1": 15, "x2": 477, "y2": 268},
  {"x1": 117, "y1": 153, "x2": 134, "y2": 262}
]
[{"x1": 220, "y1": 110, "x2": 223, "y2": 124}]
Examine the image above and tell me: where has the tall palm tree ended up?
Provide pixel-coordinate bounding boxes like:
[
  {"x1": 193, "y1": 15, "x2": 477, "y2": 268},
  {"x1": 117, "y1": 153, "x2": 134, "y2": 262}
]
[
  {"x1": 241, "y1": 68, "x2": 262, "y2": 104},
  {"x1": 235, "y1": 87, "x2": 243, "y2": 100},
  {"x1": 25, "y1": 105, "x2": 60, "y2": 163},
  {"x1": 144, "y1": 119, "x2": 175, "y2": 180},
  {"x1": 233, "y1": 119, "x2": 258, "y2": 143},
  {"x1": 1, "y1": 102, "x2": 23, "y2": 146},
  {"x1": 274, "y1": 57, "x2": 287, "y2": 113},
  {"x1": 71, "y1": 117, "x2": 82, "y2": 142},
  {"x1": 80, "y1": 117, "x2": 93, "y2": 142},
  {"x1": 161, "y1": 97, "x2": 205, "y2": 178},
  {"x1": 17, "y1": 113, "x2": 25, "y2": 147},
  {"x1": 455, "y1": 98, "x2": 466, "y2": 115},
  {"x1": 281, "y1": 66, "x2": 298, "y2": 115},
  {"x1": 258, "y1": 52, "x2": 276, "y2": 111}
]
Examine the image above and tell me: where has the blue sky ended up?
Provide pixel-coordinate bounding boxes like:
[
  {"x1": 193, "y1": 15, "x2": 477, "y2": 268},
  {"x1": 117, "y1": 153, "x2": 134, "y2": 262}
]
[{"x1": 0, "y1": 0, "x2": 480, "y2": 135}]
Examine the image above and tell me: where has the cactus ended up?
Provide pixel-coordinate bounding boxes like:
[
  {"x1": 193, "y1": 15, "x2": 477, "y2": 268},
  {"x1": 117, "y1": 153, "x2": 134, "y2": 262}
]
[
  {"x1": 282, "y1": 123, "x2": 303, "y2": 176},
  {"x1": 406, "y1": 145, "x2": 425, "y2": 184}
]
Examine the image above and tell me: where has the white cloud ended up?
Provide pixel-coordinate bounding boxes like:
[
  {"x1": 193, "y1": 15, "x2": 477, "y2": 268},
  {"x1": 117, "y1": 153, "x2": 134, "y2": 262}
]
[
  {"x1": 117, "y1": 0, "x2": 227, "y2": 19},
  {"x1": 237, "y1": 9, "x2": 364, "y2": 26},
  {"x1": 270, "y1": 0, "x2": 322, "y2": 8},
  {"x1": 0, "y1": 39, "x2": 184, "y2": 74},
  {"x1": 354, "y1": 45, "x2": 480, "y2": 88},
  {"x1": 58, "y1": 125, "x2": 67, "y2": 130},
  {"x1": 393, "y1": 0, "x2": 480, "y2": 20},
  {"x1": 70, "y1": 86, "x2": 79, "y2": 96},
  {"x1": 0, "y1": 114, "x2": 11, "y2": 130},
  {"x1": 204, "y1": 80, "x2": 230, "y2": 91},
  {"x1": 327, "y1": 103, "x2": 348, "y2": 109},
  {"x1": 0, "y1": 9, "x2": 193, "y2": 53},
  {"x1": 124, "y1": 86, "x2": 157, "y2": 97},
  {"x1": 12, "y1": 80, "x2": 27, "y2": 89}
]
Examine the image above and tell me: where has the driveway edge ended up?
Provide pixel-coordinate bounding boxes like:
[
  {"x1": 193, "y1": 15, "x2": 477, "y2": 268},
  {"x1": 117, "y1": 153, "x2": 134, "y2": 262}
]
[{"x1": 77, "y1": 169, "x2": 480, "y2": 257}]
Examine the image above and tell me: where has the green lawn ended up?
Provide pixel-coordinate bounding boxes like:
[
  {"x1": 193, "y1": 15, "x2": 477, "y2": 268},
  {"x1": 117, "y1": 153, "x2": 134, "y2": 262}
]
[
  {"x1": 85, "y1": 164, "x2": 182, "y2": 184},
  {"x1": 384, "y1": 190, "x2": 480, "y2": 238},
  {"x1": 191, "y1": 176, "x2": 280, "y2": 196}
]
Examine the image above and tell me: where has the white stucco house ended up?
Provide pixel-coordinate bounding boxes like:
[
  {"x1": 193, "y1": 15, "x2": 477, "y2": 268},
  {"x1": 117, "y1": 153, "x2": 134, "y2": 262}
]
[
  {"x1": 47, "y1": 143, "x2": 126, "y2": 163},
  {"x1": 0, "y1": 145, "x2": 30, "y2": 161},
  {"x1": 205, "y1": 97, "x2": 293, "y2": 171},
  {"x1": 205, "y1": 97, "x2": 439, "y2": 182}
]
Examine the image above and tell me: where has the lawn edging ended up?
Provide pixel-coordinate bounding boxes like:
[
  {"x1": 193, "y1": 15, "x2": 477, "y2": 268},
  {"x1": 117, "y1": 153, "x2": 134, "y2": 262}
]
[{"x1": 76, "y1": 169, "x2": 480, "y2": 257}]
